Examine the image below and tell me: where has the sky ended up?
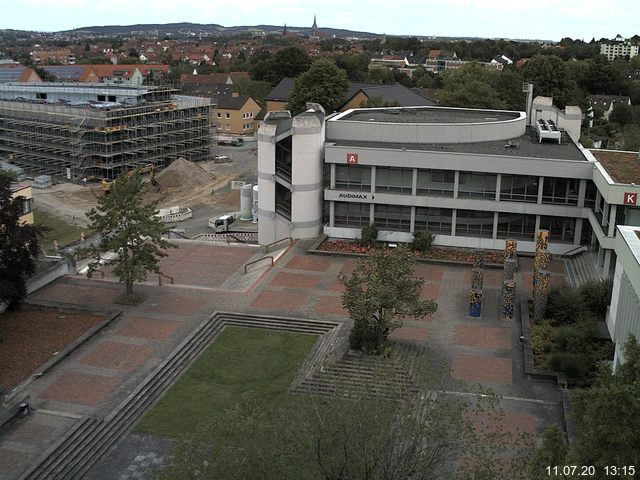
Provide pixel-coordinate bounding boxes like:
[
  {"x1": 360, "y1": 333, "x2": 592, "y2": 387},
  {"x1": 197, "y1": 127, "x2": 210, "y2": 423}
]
[{"x1": 2, "y1": 0, "x2": 638, "y2": 41}]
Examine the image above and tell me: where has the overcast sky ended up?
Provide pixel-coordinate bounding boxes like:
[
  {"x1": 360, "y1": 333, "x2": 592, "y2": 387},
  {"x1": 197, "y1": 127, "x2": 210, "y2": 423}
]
[{"x1": 3, "y1": 0, "x2": 637, "y2": 41}]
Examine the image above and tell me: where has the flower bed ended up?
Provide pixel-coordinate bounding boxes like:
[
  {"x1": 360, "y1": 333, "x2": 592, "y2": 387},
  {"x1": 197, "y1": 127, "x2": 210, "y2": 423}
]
[{"x1": 317, "y1": 239, "x2": 505, "y2": 264}]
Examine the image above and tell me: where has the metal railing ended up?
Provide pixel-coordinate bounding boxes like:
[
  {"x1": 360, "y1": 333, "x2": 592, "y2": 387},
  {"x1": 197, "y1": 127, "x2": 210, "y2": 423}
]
[
  {"x1": 158, "y1": 272, "x2": 174, "y2": 286},
  {"x1": 244, "y1": 256, "x2": 274, "y2": 274},
  {"x1": 264, "y1": 237, "x2": 292, "y2": 254}
]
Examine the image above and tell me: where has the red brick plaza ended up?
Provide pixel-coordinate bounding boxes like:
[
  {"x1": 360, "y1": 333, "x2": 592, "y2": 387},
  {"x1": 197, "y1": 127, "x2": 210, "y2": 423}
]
[{"x1": 0, "y1": 240, "x2": 565, "y2": 479}]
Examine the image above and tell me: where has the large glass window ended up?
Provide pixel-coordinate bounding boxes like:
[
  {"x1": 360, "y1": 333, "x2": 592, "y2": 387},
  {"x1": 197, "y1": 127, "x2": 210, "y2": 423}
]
[
  {"x1": 500, "y1": 175, "x2": 539, "y2": 203},
  {"x1": 584, "y1": 180, "x2": 597, "y2": 208},
  {"x1": 334, "y1": 202, "x2": 370, "y2": 227},
  {"x1": 496, "y1": 213, "x2": 536, "y2": 240},
  {"x1": 542, "y1": 177, "x2": 579, "y2": 205},
  {"x1": 539, "y1": 216, "x2": 576, "y2": 243},
  {"x1": 415, "y1": 207, "x2": 452, "y2": 235},
  {"x1": 455, "y1": 209, "x2": 494, "y2": 238},
  {"x1": 374, "y1": 205, "x2": 411, "y2": 231},
  {"x1": 335, "y1": 165, "x2": 372, "y2": 191},
  {"x1": 375, "y1": 167, "x2": 413, "y2": 193},
  {"x1": 458, "y1": 172, "x2": 497, "y2": 199},
  {"x1": 416, "y1": 169, "x2": 454, "y2": 197},
  {"x1": 275, "y1": 136, "x2": 292, "y2": 182},
  {"x1": 275, "y1": 183, "x2": 291, "y2": 220}
]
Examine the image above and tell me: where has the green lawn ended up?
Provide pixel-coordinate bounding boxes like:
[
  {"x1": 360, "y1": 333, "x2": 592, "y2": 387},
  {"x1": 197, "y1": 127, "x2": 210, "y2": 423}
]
[
  {"x1": 134, "y1": 326, "x2": 317, "y2": 438},
  {"x1": 34, "y1": 208, "x2": 90, "y2": 250}
]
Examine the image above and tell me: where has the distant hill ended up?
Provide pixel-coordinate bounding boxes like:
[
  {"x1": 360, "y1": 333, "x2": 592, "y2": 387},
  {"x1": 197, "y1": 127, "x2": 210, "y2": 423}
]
[{"x1": 62, "y1": 22, "x2": 379, "y2": 39}]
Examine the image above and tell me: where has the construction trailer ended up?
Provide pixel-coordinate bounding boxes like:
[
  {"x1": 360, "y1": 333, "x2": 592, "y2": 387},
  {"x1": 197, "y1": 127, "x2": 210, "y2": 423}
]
[{"x1": 0, "y1": 83, "x2": 214, "y2": 180}]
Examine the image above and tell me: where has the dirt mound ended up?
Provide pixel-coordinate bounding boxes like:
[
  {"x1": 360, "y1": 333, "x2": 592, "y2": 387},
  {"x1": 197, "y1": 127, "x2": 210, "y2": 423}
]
[{"x1": 156, "y1": 157, "x2": 216, "y2": 189}]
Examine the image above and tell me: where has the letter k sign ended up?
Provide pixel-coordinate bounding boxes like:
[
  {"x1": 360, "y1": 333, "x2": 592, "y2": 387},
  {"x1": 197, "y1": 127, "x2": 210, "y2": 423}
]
[{"x1": 624, "y1": 192, "x2": 637, "y2": 205}]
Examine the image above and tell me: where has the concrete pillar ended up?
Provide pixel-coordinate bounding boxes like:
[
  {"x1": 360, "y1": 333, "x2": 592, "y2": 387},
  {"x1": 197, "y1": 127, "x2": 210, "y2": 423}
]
[
  {"x1": 369, "y1": 203, "x2": 374, "y2": 224},
  {"x1": 533, "y1": 270, "x2": 551, "y2": 321},
  {"x1": 492, "y1": 212, "x2": 499, "y2": 239},
  {"x1": 450, "y1": 209, "x2": 457, "y2": 237},
  {"x1": 578, "y1": 179, "x2": 587, "y2": 208},
  {"x1": 608, "y1": 204, "x2": 617, "y2": 237},
  {"x1": 329, "y1": 201, "x2": 335, "y2": 227},
  {"x1": 604, "y1": 249, "x2": 612, "y2": 275},
  {"x1": 330, "y1": 163, "x2": 336, "y2": 189},
  {"x1": 534, "y1": 215, "x2": 541, "y2": 234},
  {"x1": 495, "y1": 174, "x2": 501, "y2": 201},
  {"x1": 412, "y1": 168, "x2": 418, "y2": 196},
  {"x1": 471, "y1": 267, "x2": 484, "y2": 290},
  {"x1": 410, "y1": 206, "x2": 416, "y2": 233},
  {"x1": 537, "y1": 176, "x2": 544, "y2": 204},
  {"x1": 575, "y1": 218, "x2": 583, "y2": 245},
  {"x1": 502, "y1": 281, "x2": 516, "y2": 320},
  {"x1": 453, "y1": 171, "x2": 460, "y2": 199},
  {"x1": 370, "y1": 166, "x2": 376, "y2": 193}
]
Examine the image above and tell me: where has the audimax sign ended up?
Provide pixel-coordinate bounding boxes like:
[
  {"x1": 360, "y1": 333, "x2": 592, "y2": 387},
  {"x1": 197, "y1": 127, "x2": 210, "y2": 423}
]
[{"x1": 337, "y1": 192, "x2": 373, "y2": 200}]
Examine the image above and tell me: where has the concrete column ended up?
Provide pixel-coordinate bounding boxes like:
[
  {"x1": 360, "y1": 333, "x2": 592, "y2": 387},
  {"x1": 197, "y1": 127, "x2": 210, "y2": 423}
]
[
  {"x1": 329, "y1": 201, "x2": 335, "y2": 227},
  {"x1": 495, "y1": 174, "x2": 501, "y2": 201},
  {"x1": 534, "y1": 215, "x2": 541, "y2": 234},
  {"x1": 578, "y1": 179, "x2": 587, "y2": 208},
  {"x1": 410, "y1": 206, "x2": 416, "y2": 233},
  {"x1": 604, "y1": 249, "x2": 612, "y2": 274},
  {"x1": 597, "y1": 245, "x2": 605, "y2": 268},
  {"x1": 370, "y1": 166, "x2": 376, "y2": 194},
  {"x1": 608, "y1": 204, "x2": 617, "y2": 237},
  {"x1": 602, "y1": 201, "x2": 609, "y2": 228},
  {"x1": 412, "y1": 168, "x2": 418, "y2": 196},
  {"x1": 453, "y1": 171, "x2": 460, "y2": 199},
  {"x1": 369, "y1": 203, "x2": 374, "y2": 224},
  {"x1": 575, "y1": 218, "x2": 583, "y2": 245},
  {"x1": 450, "y1": 209, "x2": 457, "y2": 237},
  {"x1": 537, "y1": 176, "x2": 544, "y2": 204},
  {"x1": 492, "y1": 211, "x2": 499, "y2": 239},
  {"x1": 330, "y1": 163, "x2": 336, "y2": 189}
]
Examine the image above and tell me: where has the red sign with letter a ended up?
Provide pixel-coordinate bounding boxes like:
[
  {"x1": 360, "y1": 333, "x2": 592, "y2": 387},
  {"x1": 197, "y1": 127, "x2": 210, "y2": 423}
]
[
  {"x1": 624, "y1": 192, "x2": 637, "y2": 205},
  {"x1": 347, "y1": 153, "x2": 358, "y2": 165}
]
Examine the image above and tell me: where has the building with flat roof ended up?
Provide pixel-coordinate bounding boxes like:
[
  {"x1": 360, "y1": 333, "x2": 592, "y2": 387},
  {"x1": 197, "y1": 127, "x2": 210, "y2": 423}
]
[
  {"x1": 608, "y1": 225, "x2": 640, "y2": 368},
  {"x1": 10, "y1": 183, "x2": 34, "y2": 225},
  {"x1": 259, "y1": 103, "x2": 640, "y2": 281},
  {"x1": 0, "y1": 83, "x2": 213, "y2": 180}
]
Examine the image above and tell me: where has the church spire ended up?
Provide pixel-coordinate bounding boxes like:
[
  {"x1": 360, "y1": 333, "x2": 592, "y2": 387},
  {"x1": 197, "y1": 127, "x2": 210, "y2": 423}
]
[{"x1": 312, "y1": 14, "x2": 317, "y2": 29}]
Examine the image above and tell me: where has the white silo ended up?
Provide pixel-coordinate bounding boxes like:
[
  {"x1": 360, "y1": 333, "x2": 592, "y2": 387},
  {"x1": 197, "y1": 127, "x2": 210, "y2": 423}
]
[{"x1": 240, "y1": 183, "x2": 253, "y2": 220}]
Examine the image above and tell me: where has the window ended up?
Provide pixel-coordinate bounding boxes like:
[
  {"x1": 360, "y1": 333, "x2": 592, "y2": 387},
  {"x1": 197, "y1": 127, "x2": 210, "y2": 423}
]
[
  {"x1": 275, "y1": 183, "x2": 291, "y2": 220},
  {"x1": 217, "y1": 112, "x2": 221, "y2": 118},
  {"x1": 500, "y1": 175, "x2": 539, "y2": 203},
  {"x1": 542, "y1": 177, "x2": 578, "y2": 205},
  {"x1": 97, "y1": 94, "x2": 106, "y2": 102},
  {"x1": 455, "y1": 209, "x2": 494, "y2": 238},
  {"x1": 21, "y1": 198, "x2": 33, "y2": 215},
  {"x1": 539, "y1": 216, "x2": 576, "y2": 243},
  {"x1": 334, "y1": 202, "x2": 370, "y2": 227},
  {"x1": 375, "y1": 167, "x2": 413, "y2": 193},
  {"x1": 496, "y1": 213, "x2": 536, "y2": 240},
  {"x1": 225, "y1": 125, "x2": 231, "y2": 131},
  {"x1": 250, "y1": 112, "x2": 254, "y2": 118},
  {"x1": 416, "y1": 169, "x2": 454, "y2": 197},
  {"x1": 458, "y1": 172, "x2": 497, "y2": 199},
  {"x1": 415, "y1": 207, "x2": 452, "y2": 234},
  {"x1": 374, "y1": 205, "x2": 411, "y2": 231},
  {"x1": 108, "y1": 95, "x2": 116, "y2": 102},
  {"x1": 335, "y1": 165, "x2": 371, "y2": 191},
  {"x1": 36, "y1": 92, "x2": 47, "y2": 100},
  {"x1": 584, "y1": 181, "x2": 597, "y2": 208},
  {"x1": 225, "y1": 113, "x2": 230, "y2": 119}
]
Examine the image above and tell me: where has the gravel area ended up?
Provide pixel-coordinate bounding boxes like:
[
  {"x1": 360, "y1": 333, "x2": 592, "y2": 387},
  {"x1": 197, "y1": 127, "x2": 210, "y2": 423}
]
[{"x1": 0, "y1": 309, "x2": 105, "y2": 390}]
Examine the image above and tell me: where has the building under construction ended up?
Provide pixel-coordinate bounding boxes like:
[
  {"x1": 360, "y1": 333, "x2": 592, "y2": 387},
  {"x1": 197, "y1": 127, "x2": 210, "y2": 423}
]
[{"x1": 0, "y1": 83, "x2": 213, "y2": 180}]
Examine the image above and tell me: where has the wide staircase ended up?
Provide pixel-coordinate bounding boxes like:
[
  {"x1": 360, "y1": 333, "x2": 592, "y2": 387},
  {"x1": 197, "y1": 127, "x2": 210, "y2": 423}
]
[
  {"x1": 564, "y1": 251, "x2": 600, "y2": 288},
  {"x1": 291, "y1": 343, "x2": 430, "y2": 400},
  {"x1": 18, "y1": 312, "x2": 339, "y2": 480}
]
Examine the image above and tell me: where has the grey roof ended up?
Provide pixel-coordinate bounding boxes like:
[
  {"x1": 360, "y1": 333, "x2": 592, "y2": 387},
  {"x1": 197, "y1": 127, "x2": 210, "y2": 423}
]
[
  {"x1": 0, "y1": 68, "x2": 25, "y2": 82},
  {"x1": 265, "y1": 77, "x2": 296, "y2": 102},
  {"x1": 345, "y1": 83, "x2": 434, "y2": 108},
  {"x1": 41, "y1": 65, "x2": 85, "y2": 81},
  {"x1": 331, "y1": 128, "x2": 587, "y2": 162},
  {"x1": 343, "y1": 107, "x2": 518, "y2": 124},
  {"x1": 265, "y1": 77, "x2": 434, "y2": 109},
  {"x1": 217, "y1": 93, "x2": 251, "y2": 109}
]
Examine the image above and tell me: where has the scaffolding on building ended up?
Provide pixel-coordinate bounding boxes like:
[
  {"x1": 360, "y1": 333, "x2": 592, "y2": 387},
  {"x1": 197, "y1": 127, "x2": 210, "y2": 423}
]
[{"x1": 0, "y1": 85, "x2": 215, "y2": 180}]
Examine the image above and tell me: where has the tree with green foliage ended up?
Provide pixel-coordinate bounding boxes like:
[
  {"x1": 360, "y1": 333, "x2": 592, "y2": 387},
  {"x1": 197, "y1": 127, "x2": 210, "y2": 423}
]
[
  {"x1": 437, "y1": 63, "x2": 507, "y2": 109},
  {"x1": 339, "y1": 246, "x2": 437, "y2": 353},
  {"x1": 0, "y1": 173, "x2": 46, "y2": 308},
  {"x1": 366, "y1": 65, "x2": 395, "y2": 84},
  {"x1": 232, "y1": 77, "x2": 272, "y2": 106},
  {"x1": 527, "y1": 425, "x2": 568, "y2": 480},
  {"x1": 251, "y1": 46, "x2": 311, "y2": 86},
  {"x1": 522, "y1": 55, "x2": 579, "y2": 108},
  {"x1": 287, "y1": 59, "x2": 349, "y2": 115},
  {"x1": 335, "y1": 52, "x2": 370, "y2": 81},
  {"x1": 411, "y1": 231, "x2": 435, "y2": 253},
  {"x1": 82, "y1": 172, "x2": 174, "y2": 299},
  {"x1": 609, "y1": 103, "x2": 635, "y2": 126},
  {"x1": 529, "y1": 335, "x2": 640, "y2": 476}
]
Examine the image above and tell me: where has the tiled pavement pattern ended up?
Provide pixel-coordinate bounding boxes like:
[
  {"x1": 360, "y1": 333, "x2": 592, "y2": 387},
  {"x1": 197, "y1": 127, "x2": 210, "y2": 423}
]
[{"x1": 0, "y1": 241, "x2": 565, "y2": 479}]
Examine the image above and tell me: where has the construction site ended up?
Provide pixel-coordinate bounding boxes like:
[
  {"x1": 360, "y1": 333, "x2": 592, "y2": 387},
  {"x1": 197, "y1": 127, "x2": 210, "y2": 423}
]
[{"x1": 0, "y1": 83, "x2": 213, "y2": 180}]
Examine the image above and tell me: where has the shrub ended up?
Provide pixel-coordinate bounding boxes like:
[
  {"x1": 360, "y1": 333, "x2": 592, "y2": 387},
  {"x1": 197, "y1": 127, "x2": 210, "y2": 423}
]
[
  {"x1": 554, "y1": 326, "x2": 588, "y2": 353},
  {"x1": 548, "y1": 352, "x2": 584, "y2": 380},
  {"x1": 579, "y1": 278, "x2": 613, "y2": 318},
  {"x1": 531, "y1": 320, "x2": 555, "y2": 354},
  {"x1": 359, "y1": 224, "x2": 379, "y2": 248},
  {"x1": 545, "y1": 286, "x2": 587, "y2": 325},
  {"x1": 411, "y1": 231, "x2": 435, "y2": 253}
]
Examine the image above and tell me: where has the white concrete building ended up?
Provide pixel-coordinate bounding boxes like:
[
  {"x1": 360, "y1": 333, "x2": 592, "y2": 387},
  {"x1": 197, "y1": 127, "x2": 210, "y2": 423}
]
[
  {"x1": 257, "y1": 103, "x2": 640, "y2": 278},
  {"x1": 600, "y1": 38, "x2": 639, "y2": 62},
  {"x1": 607, "y1": 226, "x2": 640, "y2": 368}
]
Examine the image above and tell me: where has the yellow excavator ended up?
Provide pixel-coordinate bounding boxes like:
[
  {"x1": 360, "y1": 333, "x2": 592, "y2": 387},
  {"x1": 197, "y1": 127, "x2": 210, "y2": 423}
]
[{"x1": 102, "y1": 165, "x2": 159, "y2": 194}]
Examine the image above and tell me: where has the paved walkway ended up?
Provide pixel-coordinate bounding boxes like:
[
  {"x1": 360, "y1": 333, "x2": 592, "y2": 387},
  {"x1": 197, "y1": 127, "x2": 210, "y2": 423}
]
[{"x1": 0, "y1": 242, "x2": 566, "y2": 479}]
